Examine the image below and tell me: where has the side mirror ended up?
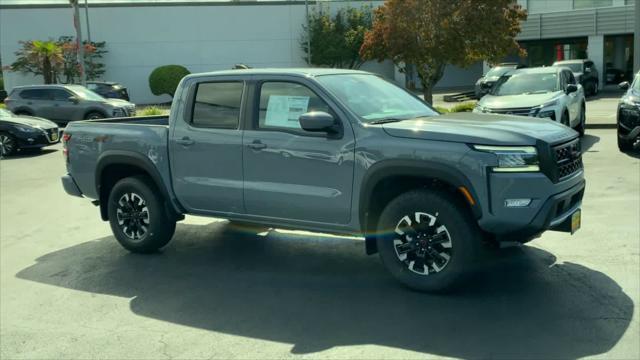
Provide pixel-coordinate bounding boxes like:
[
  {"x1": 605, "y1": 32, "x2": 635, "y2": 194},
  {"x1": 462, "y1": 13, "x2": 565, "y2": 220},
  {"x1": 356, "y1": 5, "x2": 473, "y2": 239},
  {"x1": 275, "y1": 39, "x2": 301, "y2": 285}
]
[
  {"x1": 584, "y1": 67, "x2": 592, "y2": 73},
  {"x1": 299, "y1": 111, "x2": 338, "y2": 133},
  {"x1": 480, "y1": 82, "x2": 492, "y2": 90},
  {"x1": 68, "y1": 95, "x2": 79, "y2": 104},
  {"x1": 566, "y1": 84, "x2": 578, "y2": 94},
  {"x1": 618, "y1": 81, "x2": 630, "y2": 90}
]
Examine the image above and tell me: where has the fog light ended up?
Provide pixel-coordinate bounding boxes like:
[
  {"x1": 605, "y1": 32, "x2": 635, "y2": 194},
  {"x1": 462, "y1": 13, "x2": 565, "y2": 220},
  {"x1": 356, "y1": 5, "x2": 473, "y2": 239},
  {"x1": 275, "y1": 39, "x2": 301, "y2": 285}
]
[{"x1": 505, "y1": 198, "x2": 531, "y2": 208}]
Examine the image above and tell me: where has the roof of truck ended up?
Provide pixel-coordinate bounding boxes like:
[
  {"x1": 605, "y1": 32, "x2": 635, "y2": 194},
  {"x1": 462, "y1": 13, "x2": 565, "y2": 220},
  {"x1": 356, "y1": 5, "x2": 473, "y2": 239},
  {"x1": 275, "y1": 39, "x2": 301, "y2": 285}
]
[{"x1": 186, "y1": 68, "x2": 371, "y2": 78}]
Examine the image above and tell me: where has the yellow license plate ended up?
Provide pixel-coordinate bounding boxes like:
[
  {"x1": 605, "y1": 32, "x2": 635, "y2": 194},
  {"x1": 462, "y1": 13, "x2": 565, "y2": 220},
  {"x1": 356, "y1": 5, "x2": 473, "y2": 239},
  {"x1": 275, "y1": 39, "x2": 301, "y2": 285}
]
[
  {"x1": 51, "y1": 132, "x2": 58, "y2": 141},
  {"x1": 571, "y1": 210, "x2": 581, "y2": 234}
]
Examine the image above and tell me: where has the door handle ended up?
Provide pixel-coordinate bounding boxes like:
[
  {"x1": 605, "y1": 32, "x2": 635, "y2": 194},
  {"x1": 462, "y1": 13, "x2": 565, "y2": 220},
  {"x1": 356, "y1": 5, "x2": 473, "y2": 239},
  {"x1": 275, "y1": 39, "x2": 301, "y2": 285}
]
[
  {"x1": 176, "y1": 137, "x2": 195, "y2": 146},
  {"x1": 247, "y1": 140, "x2": 267, "y2": 150}
]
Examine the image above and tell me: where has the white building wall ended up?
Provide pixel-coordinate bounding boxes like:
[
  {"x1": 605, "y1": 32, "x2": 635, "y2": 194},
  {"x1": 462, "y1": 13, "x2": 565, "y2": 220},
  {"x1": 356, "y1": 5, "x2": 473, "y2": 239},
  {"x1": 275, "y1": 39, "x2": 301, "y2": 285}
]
[{"x1": 0, "y1": 2, "x2": 393, "y2": 104}]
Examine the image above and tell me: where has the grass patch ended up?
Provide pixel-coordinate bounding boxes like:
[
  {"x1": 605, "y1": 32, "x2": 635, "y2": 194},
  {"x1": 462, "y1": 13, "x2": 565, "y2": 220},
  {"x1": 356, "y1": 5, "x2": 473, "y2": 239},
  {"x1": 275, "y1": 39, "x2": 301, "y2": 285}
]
[
  {"x1": 435, "y1": 102, "x2": 476, "y2": 114},
  {"x1": 138, "y1": 106, "x2": 169, "y2": 116},
  {"x1": 0, "y1": 103, "x2": 5, "y2": 109}
]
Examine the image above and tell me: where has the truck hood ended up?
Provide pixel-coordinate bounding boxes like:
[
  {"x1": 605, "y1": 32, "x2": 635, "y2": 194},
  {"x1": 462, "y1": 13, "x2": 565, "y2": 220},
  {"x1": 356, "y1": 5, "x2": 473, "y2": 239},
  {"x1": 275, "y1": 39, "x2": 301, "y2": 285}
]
[
  {"x1": 381, "y1": 113, "x2": 577, "y2": 146},
  {"x1": 479, "y1": 92, "x2": 562, "y2": 109}
]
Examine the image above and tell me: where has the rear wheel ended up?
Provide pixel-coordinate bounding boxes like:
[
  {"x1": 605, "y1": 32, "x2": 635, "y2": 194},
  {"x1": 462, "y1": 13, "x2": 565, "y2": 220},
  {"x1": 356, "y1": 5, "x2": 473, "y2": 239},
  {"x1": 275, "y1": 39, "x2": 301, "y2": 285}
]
[
  {"x1": 618, "y1": 134, "x2": 634, "y2": 152},
  {"x1": 107, "y1": 176, "x2": 176, "y2": 253},
  {"x1": 376, "y1": 189, "x2": 481, "y2": 292},
  {"x1": 0, "y1": 133, "x2": 17, "y2": 157},
  {"x1": 14, "y1": 110, "x2": 32, "y2": 116}
]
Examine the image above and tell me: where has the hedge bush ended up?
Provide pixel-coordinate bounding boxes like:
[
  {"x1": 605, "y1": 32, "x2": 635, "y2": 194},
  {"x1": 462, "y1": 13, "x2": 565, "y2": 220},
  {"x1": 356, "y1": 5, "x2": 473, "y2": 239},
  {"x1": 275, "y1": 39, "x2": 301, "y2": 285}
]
[
  {"x1": 148, "y1": 65, "x2": 190, "y2": 97},
  {"x1": 436, "y1": 102, "x2": 476, "y2": 114}
]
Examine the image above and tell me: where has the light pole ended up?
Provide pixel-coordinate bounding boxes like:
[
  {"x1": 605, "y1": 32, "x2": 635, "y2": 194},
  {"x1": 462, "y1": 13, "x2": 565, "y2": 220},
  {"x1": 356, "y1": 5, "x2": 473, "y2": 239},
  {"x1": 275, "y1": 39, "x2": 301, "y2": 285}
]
[
  {"x1": 305, "y1": 0, "x2": 311, "y2": 66},
  {"x1": 70, "y1": 0, "x2": 86, "y2": 86},
  {"x1": 84, "y1": 0, "x2": 91, "y2": 44}
]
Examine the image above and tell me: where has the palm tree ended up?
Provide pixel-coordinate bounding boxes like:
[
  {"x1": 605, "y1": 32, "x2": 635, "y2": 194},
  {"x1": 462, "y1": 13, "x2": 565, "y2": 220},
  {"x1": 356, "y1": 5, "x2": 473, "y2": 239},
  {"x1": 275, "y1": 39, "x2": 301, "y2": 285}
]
[{"x1": 11, "y1": 40, "x2": 63, "y2": 84}]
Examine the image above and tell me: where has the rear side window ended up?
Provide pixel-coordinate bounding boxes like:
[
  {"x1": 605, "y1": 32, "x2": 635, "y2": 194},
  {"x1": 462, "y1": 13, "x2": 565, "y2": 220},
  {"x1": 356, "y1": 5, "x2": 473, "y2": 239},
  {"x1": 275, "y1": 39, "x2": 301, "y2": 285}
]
[
  {"x1": 191, "y1": 82, "x2": 243, "y2": 129},
  {"x1": 19, "y1": 89, "x2": 46, "y2": 100}
]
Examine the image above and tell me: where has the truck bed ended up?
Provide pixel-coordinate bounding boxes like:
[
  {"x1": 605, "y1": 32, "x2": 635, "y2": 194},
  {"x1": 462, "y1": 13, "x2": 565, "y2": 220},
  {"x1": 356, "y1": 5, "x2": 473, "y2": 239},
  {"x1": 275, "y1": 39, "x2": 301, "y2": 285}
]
[{"x1": 64, "y1": 115, "x2": 172, "y2": 200}]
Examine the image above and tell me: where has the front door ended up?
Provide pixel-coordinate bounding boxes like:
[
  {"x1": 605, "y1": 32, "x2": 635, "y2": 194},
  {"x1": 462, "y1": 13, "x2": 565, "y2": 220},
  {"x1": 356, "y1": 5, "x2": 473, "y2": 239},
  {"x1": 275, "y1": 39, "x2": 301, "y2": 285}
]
[
  {"x1": 242, "y1": 80, "x2": 355, "y2": 224},
  {"x1": 170, "y1": 81, "x2": 245, "y2": 214}
]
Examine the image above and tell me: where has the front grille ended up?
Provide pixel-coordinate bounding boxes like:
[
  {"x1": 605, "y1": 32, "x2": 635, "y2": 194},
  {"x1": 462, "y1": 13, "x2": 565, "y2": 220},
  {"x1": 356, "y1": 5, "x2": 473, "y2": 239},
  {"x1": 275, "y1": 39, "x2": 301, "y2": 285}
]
[
  {"x1": 553, "y1": 139, "x2": 582, "y2": 181},
  {"x1": 486, "y1": 106, "x2": 534, "y2": 116}
]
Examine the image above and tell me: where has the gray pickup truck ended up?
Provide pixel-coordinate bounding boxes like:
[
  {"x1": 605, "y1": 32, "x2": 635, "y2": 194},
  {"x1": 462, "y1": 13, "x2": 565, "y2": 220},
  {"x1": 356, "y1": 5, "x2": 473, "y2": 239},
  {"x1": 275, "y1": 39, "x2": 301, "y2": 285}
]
[{"x1": 61, "y1": 69, "x2": 585, "y2": 292}]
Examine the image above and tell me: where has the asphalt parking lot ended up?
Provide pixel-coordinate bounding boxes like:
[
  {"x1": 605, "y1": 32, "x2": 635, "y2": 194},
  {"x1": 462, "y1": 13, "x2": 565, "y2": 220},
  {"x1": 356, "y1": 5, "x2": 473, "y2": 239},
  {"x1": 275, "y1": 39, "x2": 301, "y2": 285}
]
[{"x1": 1, "y1": 129, "x2": 639, "y2": 359}]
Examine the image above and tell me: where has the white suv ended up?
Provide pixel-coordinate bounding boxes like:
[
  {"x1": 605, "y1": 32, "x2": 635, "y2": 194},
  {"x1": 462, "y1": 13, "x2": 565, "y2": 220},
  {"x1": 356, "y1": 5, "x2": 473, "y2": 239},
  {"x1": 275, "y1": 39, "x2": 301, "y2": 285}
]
[{"x1": 473, "y1": 67, "x2": 586, "y2": 136}]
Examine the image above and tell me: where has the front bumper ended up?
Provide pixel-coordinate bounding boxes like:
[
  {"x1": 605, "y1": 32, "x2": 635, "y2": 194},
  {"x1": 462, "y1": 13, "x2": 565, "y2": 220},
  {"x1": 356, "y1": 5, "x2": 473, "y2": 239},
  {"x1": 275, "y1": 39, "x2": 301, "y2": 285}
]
[
  {"x1": 61, "y1": 174, "x2": 83, "y2": 198},
  {"x1": 15, "y1": 128, "x2": 60, "y2": 148},
  {"x1": 477, "y1": 171, "x2": 585, "y2": 241}
]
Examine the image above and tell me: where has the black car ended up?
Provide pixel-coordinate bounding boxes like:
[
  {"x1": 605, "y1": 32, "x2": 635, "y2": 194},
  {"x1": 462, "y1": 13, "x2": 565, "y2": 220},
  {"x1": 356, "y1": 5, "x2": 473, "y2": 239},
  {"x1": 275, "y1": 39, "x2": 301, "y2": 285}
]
[
  {"x1": 474, "y1": 62, "x2": 527, "y2": 99},
  {"x1": 86, "y1": 81, "x2": 130, "y2": 101},
  {"x1": 617, "y1": 71, "x2": 640, "y2": 152},
  {"x1": 552, "y1": 59, "x2": 599, "y2": 96},
  {"x1": 0, "y1": 108, "x2": 60, "y2": 156}
]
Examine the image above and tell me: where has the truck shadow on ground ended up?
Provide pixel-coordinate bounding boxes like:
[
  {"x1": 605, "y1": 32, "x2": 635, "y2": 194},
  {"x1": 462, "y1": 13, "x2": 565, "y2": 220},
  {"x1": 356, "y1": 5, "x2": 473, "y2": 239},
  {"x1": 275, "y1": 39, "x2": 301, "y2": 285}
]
[
  {"x1": 581, "y1": 134, "x2": 600, "y2": 153},
  {"x1": 17, "y1": 222, "x2": 633, "y2": 358}
]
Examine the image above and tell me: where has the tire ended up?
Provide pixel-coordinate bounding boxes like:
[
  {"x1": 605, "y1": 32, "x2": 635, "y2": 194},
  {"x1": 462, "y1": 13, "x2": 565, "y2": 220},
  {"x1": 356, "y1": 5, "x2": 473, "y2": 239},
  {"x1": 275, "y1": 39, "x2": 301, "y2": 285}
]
[
  {"x1": 14, "y1": 110, "x2": 32, "y2": 116},
  {"x1": 617, "y1": 134, "x2": 634, "y2": 152},
  {"x1": 107, "y1": 176, "x2": 176, "y2": 253},
  {"x1": 560, "y1": 110, "x2": 570, "y2": 127},
  {"x1": 85, "y1": 111, "x2": 105, "y2": 120},
  {"x1": 575, "y1": 103, "x2": 586, "y2": 137},
  {"x1": 376, "y1": 189, "x2": 481, "y2": 292},
  {"x1": 0, "y1": 133, "x2": 18, "y2": 157}
]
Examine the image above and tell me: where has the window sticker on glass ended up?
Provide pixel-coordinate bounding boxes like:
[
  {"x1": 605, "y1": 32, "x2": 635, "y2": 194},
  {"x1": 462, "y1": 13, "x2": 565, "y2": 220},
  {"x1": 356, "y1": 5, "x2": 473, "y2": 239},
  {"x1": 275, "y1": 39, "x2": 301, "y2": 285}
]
[{"x1": 264, "y1": 95, "x2": 310, "y2": 129}]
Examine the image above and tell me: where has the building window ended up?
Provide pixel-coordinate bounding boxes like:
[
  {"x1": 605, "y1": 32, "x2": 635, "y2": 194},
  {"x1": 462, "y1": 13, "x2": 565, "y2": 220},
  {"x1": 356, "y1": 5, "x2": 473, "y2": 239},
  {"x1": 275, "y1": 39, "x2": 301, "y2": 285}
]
[{"x1": 573, "y1": 0, "x2": 613, "y2": 9}]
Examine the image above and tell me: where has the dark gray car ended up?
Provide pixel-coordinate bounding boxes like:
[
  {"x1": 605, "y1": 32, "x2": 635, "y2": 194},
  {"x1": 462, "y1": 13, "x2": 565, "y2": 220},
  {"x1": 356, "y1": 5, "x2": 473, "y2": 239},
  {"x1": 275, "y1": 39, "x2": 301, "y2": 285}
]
[
  {"x1": 60, "y1": 68, "x2": 585, "y2": 292},
  {"x1": 552, "y1": 59, "x2": 599, "y2": 96},
  {"x1": 4, "y1": 84, "x2": 135, "y2": 125}
]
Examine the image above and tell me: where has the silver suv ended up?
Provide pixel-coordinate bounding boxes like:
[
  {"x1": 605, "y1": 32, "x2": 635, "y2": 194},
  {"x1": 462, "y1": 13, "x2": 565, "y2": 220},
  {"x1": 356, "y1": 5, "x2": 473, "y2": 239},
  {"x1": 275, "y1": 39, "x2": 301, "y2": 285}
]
[{"x1": 4, "y1": 84, "x2": 136, "y2": 125}]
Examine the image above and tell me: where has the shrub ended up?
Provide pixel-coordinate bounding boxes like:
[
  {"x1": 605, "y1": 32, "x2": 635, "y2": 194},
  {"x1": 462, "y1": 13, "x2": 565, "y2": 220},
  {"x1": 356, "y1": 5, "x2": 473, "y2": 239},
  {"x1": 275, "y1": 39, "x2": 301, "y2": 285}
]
[
  {"x1": 148, "y1": 65, "x2": 190, "y2": 98},
  {"x1": 434, "y1": 106, "x2": 450, "y2": 113},
  {"x1": 138, "y1": 106, "x2": 167, "y2": 116},
  {"x1": 0, "y1": 103, "x2": 5, "y2": 109},
  {"x1": 450, "y1": 102, "x2": 476, "y2": 113}
]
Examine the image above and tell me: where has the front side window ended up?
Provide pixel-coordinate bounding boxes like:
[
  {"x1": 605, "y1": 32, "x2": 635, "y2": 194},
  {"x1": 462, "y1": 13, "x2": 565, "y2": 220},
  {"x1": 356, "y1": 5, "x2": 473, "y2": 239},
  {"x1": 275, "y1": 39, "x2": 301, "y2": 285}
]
[
  {"x1": 492, "y1": 72, "x2": 560, "y2": 96},
  {"x1": 317, "y1": 74, "x2": 437, "y2": 123},
  {"x1": 191, "y1": 82, "x2": 243, "y2": 129},
  {"x1": 257, "y1": 82, "x2": 330, "y2": 130},
  {"x1": 68, "y1": 86, "x2": 105, "y2": 101},
  {"x1": 51, "y1": 89, "x2": 73, "y2": 101}
]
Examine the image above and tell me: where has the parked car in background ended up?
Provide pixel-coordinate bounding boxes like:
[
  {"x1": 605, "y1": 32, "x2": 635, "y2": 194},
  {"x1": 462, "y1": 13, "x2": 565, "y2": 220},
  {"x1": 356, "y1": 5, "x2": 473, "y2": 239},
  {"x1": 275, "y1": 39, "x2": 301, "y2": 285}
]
[
  {"x1": 474, "y1": 62, "x2": 527, "y2": 99},
  {"x1": 552, "y1": 59, "x2": 599, "y2": 96},
  {"x1": 61, "y1": 68, "x2": 585, "y2": 292},
  {"x1": 617, "y1": 71, "x2": 640, "y2": 152},
  {"x1": 606, "y1": 67, "x2": 626, "y2": 84},
  {"x1": 87, "y1": 81, "x2": 130, "y2": 101},
  {"x1": 4, "y1": 85, "x2": 135, "y2": 125},
  {"x1": 474, "y1": 67, "x2": 586, "y2": 135},
  {"x1": 0, "y1": 108, "x2": 59, "y2": 156}
]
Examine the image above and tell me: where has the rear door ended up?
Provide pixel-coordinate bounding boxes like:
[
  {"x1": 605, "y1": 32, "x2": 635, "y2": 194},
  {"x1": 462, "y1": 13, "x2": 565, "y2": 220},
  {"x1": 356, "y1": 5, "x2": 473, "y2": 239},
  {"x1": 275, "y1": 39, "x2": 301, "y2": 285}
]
[
  {"x1": 242, "y1": 78, "x2": 355, "y2": 224},
  {"x1": 170, "y1": 79, "x2": 246, "y2": 215}
]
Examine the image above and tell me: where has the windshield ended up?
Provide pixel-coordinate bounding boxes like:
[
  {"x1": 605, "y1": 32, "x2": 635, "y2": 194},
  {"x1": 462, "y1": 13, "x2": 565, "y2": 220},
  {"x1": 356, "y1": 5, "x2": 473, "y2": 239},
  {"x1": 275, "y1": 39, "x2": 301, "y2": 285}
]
[
  {"x1": 0, "y1": 108, "x2": 14, "y2": 117},
  {"x1": 555, "y1": 63, "x2": 583, "y2": 73},
  {"x1": 68, "y1": 85, "x2": 105, "y2": 101},
  {"x1": 492, "y1": 72, "x2": 559, "y2": 96},
  {"x1": 316, "y1": 74, "x2": 438, "y2": 122},
  {"x1": 485, "y1": 66, "x2": 513, "y2": 78},
  {"x1": 633, "y1": 73, "x2": 640, "y2": 91}
]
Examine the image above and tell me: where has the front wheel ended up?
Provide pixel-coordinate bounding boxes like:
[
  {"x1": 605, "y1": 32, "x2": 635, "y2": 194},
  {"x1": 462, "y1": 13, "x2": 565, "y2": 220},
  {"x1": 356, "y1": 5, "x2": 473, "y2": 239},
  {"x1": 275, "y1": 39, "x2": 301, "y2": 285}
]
[
  {"x1": 108, "y1": 176, "x2": 176, "y2": 253},
  {"x1": 85, "y1": 111, "x2": 105, "y2": 120},
  {"x1": 0, "y1": 133, "x2": 18, "y2": 157},
  {"x1": 618, "y1": 134, "x2": 635, "y2": 152},
  {"x1": 376, "y1": 189, "x2": 481, "y2": 292},
  {"x1": 575, "y1": 103, "x2": 586, "y2": 136}
]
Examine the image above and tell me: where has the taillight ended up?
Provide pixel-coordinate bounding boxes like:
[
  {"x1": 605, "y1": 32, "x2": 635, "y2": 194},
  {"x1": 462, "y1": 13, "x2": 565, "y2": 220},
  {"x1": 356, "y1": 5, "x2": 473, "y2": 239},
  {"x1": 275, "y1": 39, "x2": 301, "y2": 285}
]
[{"x1": 62, "y1": 133, "x2": 71, "y2": 159}]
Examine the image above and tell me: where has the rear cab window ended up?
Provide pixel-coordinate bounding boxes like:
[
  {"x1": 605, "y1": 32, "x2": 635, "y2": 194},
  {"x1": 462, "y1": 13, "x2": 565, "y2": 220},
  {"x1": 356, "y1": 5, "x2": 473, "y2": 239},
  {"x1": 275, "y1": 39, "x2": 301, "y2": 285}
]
[{"x1": 191, "y1": 82, "x2": 244, "y2": 129}]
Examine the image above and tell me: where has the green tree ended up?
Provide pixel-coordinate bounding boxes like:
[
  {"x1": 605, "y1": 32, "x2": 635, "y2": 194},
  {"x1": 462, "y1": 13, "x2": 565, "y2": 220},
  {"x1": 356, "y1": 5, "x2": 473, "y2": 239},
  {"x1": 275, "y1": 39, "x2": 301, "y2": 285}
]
[
  {"x1": 360, "y1": 0, "x2": 527, "y2": 103},
  {"x1": 301, "y1": 5, "x2": 373, "y2": 69},
  {"x1": 10, "y1": 40, "x2": 64, "y2": 84},
  {"x1": 149, "y1": 65, "x2": 190, "y2": 98}
]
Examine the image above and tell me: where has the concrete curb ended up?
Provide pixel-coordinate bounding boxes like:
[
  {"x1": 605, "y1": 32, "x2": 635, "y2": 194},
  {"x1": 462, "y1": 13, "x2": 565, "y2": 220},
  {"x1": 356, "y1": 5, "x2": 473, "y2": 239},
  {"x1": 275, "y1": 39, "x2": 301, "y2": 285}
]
[{"x1": 586, "y1": 123, "x2": 617, "y2": 129}]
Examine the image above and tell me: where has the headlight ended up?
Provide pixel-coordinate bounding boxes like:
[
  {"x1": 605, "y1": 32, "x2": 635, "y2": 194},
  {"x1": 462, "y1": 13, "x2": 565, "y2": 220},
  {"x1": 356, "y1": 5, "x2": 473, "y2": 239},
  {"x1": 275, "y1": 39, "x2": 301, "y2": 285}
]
[
  {"x1": 473, "y1": 145, "x2": 540, "y2": 172},
  {"x1": 112, "y1": 108, "x2": 126, "y2": 117},
  {"x1": 15, "y1": 125, "x2": 40, "y2": 133},
  {"x1": 622, "y1": 95, "x2": 640, "y2": 107}
]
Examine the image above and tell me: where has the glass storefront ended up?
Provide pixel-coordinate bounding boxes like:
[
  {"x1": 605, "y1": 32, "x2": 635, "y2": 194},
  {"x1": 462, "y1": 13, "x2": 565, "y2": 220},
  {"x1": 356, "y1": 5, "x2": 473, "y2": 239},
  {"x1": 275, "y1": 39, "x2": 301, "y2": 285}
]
[{"x1": 519, "y1": 38, "x2": 588, "y2": 67}]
